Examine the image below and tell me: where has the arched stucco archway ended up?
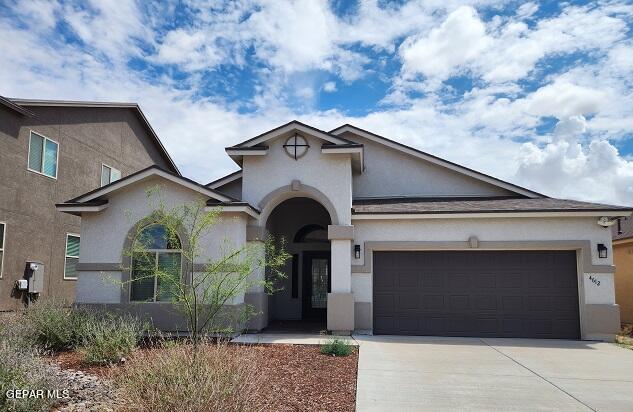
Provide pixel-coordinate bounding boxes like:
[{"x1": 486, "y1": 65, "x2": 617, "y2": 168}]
[
  {"x1": 264, "y1": 196, "x2": 332, "y2": 329},
  {"x1": 257, "y1": 182, "x2": 340, "y2": 228}
]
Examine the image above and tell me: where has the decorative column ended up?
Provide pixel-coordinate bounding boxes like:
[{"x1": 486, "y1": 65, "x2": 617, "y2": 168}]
[
  {"x1": 244, "y1": 225, "x2": 268, "y2": 331},
  {"x1": 327, "y1": 225, "x2": 354, "y2": 334}
]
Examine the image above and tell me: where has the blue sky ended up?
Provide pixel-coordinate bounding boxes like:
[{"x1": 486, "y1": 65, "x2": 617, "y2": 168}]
[{"x1": 1, "y1": 0, "x2": 633, "y2": 204}]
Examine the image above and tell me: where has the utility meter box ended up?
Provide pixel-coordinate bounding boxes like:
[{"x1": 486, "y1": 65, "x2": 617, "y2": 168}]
[{"x1": 25, "y1": 261, "x2": 44, "y2": 294}]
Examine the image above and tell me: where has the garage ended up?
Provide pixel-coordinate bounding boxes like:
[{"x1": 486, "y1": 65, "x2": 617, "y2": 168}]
[{"x1": 373, "y1": 250, "x2": 580, "y2": 339}]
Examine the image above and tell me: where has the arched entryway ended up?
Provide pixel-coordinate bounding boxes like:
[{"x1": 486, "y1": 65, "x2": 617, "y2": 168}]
[{"x1": 265, "y1": 197, "x2": 332, "y2": 331}]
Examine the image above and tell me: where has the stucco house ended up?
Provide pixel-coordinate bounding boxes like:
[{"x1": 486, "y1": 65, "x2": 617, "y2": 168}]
[{"x1": 57, "y1": 121, "x2": 632, "y2": 340}]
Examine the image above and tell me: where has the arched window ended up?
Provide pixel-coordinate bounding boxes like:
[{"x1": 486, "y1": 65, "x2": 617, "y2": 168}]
[
  {"x1": 130, "y1": 224, "x2": 182, "y2": 302},
  {"x1": 293, "y1": 224, "x2": 328, "y2": 243}
]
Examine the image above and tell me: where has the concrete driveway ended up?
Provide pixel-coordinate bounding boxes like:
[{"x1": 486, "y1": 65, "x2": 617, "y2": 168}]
[{"x1": 354, "y1": 335, "x2": 633, "y2": 411}]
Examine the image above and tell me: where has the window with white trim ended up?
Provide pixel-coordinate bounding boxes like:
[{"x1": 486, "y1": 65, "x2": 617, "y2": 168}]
[
  {"x1": 130, "y1": 224, "x2": 182, "y2": 302},
  {"x1": 101, "y1": 164, "x2": 121, "y2": 187},
  {"x1": 64, "y1": 234, "x2": 80, "y2": 280},
  {"x1": 28, "y1": 131, "x2": 58, "y2": 178},
  {"x1": 0, "y1": 223, "x2": 5, "y2": 278}
]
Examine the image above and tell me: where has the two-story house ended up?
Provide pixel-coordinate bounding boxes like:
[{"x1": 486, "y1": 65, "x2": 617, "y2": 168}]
[{"x1": 0, "y1": 96, "x2": 179, "y2": 311}]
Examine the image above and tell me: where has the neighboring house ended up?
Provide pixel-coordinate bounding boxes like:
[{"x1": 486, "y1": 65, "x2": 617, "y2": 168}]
[
  {"x1": 612, "y1": 217, "x2": 633, "y2": 324},
  {"x1": 58, "y1": 121, "x2": 632, "y2": 340},
  {"x1": 0, "y1": 96, "x2": 179, "y2": 311}
]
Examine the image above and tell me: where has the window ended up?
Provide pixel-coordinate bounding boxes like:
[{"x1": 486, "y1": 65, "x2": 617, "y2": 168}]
[
  {"x1": 101, "y1": 164, "x2": 121, "y2": 187},
  {"x1": 28, "y1": 131, "x2": 58, "y2": 178},
  {"x1": 130, "y1": 224, "x2": 182, "y2": 302},
  {"x1": 293, "y1": 224, "x2": 328, "y2": 243},
  {"x1": 0, "y1": 223, "x2": 5, "y2": 278},
  {"x1": 64, "y1": 234, "x2": 80, "y2": 280}
]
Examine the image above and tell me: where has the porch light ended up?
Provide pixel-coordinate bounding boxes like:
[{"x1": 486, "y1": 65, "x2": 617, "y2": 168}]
[
  {"x1": 354, "y1": 244, "x2": 361, "y2": 259},
  {"x1": 597, "y1": 243, "x2": 608, "y2": 259}
]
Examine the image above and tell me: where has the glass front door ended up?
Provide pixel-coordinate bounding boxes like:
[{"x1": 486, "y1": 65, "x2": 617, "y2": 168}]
[{"x1": 302, "y1": 252, "x2": 330, "y2": 319}]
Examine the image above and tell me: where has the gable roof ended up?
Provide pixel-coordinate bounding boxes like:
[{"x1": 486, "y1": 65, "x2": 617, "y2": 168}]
[
  {"x1": 330, "y1": 124, "x2": 544, "y2": 199},
  {"x1": 8, "y1": 97, "x2": 180, "y2": 175},
  {"x1": 0, "y1": 95, "x2": 35, "y2": 117},
  {"x1": 67, "y1": 165, "x2": 235, "y2": 204},
  {"x1": 57, "y1": 165, "x2": 260, "y2": 218},
  {"x1": 207, "y1": 170, "x2": 242, "y2": 188},
  {"x1": 229, "y1": 120, "x2": 355, "y2": 149}
]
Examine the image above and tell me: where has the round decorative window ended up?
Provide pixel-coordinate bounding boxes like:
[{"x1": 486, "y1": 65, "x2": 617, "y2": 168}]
[{"x1": 283, "y1": 134, "x2": 309, "y2": 160}]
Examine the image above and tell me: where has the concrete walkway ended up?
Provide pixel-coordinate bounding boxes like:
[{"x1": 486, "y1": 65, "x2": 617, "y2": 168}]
[
  {"x1": 354, "y1": 335, "x2": 633, "y2": 411},
  {"x1": 232, "y1": 332, "x2": 358, "y2": 346}
]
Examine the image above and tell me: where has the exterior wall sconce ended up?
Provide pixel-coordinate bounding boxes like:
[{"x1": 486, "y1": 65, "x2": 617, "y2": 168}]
[
  {"x1": 597, "y1": 243, "x2": 608, "y2": 259},
  {"x1": 354, "y1": 244, "x2": 361, "y2": 259}
]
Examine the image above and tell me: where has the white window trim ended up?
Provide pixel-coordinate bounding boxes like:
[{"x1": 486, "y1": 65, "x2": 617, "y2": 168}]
[
  {"x1": 27, "y1": 130, "x2": 59, "y2": 180},
  {"x1": 101, "y1": 163, "x2": 121, "y2": 187},
  {"x1": 0, "y1": 222, "x2": 5, "y2": 279},
  {"x1": 64, "y1": 233, "x2": 80, "y2": 280}
]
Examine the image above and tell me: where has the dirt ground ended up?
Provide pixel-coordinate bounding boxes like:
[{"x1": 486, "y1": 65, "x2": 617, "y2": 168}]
[{"x1": 51, "y1": 343, "x2": 358, "y2": 411}]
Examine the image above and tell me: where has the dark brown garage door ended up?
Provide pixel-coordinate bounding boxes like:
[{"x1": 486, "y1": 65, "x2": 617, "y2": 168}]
[{"x1": 373, "y1": 251, "x2": 580, "y2": 339}]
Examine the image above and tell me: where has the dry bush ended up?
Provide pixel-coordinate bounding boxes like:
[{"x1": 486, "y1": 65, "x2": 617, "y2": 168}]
[
  {"x1": 0, "y1": 314, "x2": 61, "y2": 412},
  {"x1": 114, "y1": 342, "x2": 267, "y2": 412}
]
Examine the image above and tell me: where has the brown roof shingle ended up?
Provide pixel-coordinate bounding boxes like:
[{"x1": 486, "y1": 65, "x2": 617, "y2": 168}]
[{"x1": 352, "y1": 197, "x2": 633, "y2": 215}]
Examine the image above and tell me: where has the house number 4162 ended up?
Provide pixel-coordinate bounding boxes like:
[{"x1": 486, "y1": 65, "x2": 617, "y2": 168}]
[{"x1": 589, "y1": 275, "x2": 601, "y2": 286}]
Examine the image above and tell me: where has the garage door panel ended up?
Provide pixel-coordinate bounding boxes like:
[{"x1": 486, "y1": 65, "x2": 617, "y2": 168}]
[
  {"x1": 373, "y1": 251, "x2": 580, "y2": 339},
  {"x1": 449, "y1": 295, "x2": 470, "y2": 311},
  {"x1": 474, "y1": 295, "x2": 497, "y2": 310},
  {"x1": 422, "y1": 295, "x2": 444, "y2": 310}
]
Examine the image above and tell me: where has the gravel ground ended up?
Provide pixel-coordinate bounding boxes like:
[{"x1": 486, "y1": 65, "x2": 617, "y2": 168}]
[
  {"x1": 45, "y1": 359, "x2": 122, "y2": 412},
  {"x1": 48, "y1": 343, "x2": 358, "y2": 412}
]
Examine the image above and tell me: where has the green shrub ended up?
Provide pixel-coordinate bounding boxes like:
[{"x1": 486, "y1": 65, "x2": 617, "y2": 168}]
[
  {"x1": 115, "y1": 342, "x2": 265, "y2": 412},
  {"x1": 320, "y1": 338, "x2": 353, "y2": 357},
  {"x1": 0, "y1": 314, "x2": 61, "y2": 412},
  {"x1": 78, "y1": 313, "x2": 144, "y2": 365},
  {"x1": 24, "y1": 299, "x2": 87, "y2": 352}
]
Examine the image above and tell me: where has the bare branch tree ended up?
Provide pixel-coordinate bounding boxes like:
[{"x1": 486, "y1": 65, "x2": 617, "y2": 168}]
[{"x1": 120, "y1": 186, "x2": 289, "y2": 348}]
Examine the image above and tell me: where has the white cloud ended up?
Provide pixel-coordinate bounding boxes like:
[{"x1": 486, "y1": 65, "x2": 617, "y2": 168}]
[
  {"x1": 399, "y1": 6, "x2": 490, "y2": 84},
  {"x1": 2, "y1": 0, "x2": 633, "y2": 208},
  {"x1": 526, "y1": 82, "x2": 609, "y2": 119},
  {"x1": 323, "y1": 81, "x2": 337, "y2": 92},
  {"x1": 516, "y1": 130, "x2": 633, "y2": 205}
]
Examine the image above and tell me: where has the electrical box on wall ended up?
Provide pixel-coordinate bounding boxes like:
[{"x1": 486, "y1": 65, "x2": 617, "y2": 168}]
[{"x1": 25, "y1": 261, "x2": 44, "y2": 294}]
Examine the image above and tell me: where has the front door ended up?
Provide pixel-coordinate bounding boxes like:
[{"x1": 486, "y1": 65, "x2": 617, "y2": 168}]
[{"x1": 302, "y1": 251, "x2": 331, "y2": 320}]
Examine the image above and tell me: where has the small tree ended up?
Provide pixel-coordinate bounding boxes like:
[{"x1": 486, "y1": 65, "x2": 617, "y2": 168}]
[{"x1": 122, "y1": 186, "x2": 289, "y2": 347}]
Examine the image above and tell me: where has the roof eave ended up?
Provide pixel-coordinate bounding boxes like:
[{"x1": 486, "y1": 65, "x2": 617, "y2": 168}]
[{"x1": 352, "y1": 210, "x2": 633, "y2": 219}]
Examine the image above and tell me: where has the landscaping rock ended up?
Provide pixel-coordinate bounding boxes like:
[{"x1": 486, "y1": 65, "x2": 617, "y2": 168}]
[{"x1": 48, "y1": 363, "x2": 121, "y2": 412}]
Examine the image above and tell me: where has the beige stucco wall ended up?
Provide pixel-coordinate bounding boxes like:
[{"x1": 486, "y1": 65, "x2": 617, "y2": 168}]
[
  {"x1": 241, "y1": 133, "x2": 352, "y2": 225},
  {"x1": 614, "y1": 241, "x2": 633, "y2": 323},
  {"x1": 77, "y1": 176, "x2": 249, "y2": 304},
  {"x1": 338, "y1": 131, "x2": 516, "y2": 198},
  {"x1": 350, "y1": 216, "x2": 616, "y2": 338}
]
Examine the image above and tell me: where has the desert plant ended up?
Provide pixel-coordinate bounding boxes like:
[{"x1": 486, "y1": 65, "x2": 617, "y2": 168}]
[
  {"x1": 0, "y1": 314, "x2": 61, "y2": 412},
  {"x1": 121, "y1": 187, "x2": 290, "y2": 348},
  {"x1": 320, "y1": 338, "x2": 353, "y2": 357},
  {"x1": 115, "y1": 341, "x2": 266, "y2": 412},
  {"x1": 23, "y1": 299, "x2": 84, "y2": 352},
  {"x1": 78, "y1": 313, "x2": 144, "y2": 365}
]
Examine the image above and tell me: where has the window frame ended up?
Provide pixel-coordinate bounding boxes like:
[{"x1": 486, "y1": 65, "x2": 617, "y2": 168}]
[
  {"x1": 64, "y1": 233, "x2": 80, "y2": 280},
  {"x1": 27, "y1": 130, "x2": 59, "y2": 179},
  {"x1": 129, "y1": 225, "x2": 182, "y2": 303},
  {"x1": 100, "y1": 163, "x2": 121, "y2": 187},
  {"x1": 0, "y1": 222, "x2": 5, "y2": 279}
]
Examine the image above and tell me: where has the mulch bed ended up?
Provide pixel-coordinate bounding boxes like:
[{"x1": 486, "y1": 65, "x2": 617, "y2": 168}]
[{"x1": 50, "y1": 343, "x2": 358, "y2": 411}]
